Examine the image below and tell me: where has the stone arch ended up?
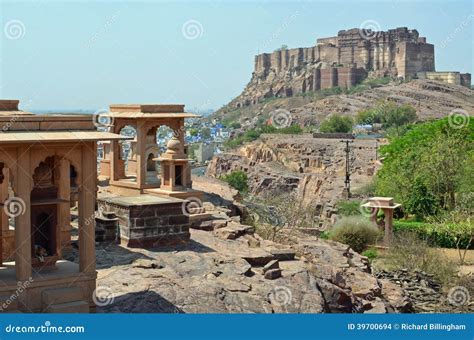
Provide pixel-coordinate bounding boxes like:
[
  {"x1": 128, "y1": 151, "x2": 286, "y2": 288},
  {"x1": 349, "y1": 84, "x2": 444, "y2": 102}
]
[
  {"x1": 29, "y1": 155, "x2": 79, "y2": 266},
  {"x1": 118, "y1": 125, "x2": 137, "y2": 162},
  {"x1": 142, "y1": 124, "x2": 175, "y2": 184}
]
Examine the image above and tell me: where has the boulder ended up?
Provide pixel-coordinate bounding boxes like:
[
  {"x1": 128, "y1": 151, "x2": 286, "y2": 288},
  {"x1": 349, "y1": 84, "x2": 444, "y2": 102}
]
[
  {"x1": 270, "y1": 249, "x2": 296, "y2": 261},
  {"x1": 263, "y1": 260, "x2": 280, "y2": 273},
  {"x1": 264, "y1": 269, "x2": 282, "y2": 280}
]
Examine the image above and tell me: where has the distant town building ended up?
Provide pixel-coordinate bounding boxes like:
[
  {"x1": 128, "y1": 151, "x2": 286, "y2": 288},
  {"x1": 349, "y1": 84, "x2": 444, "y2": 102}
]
[{"x1": 195, "y1": 142, "x2": 217, "y2": 163}]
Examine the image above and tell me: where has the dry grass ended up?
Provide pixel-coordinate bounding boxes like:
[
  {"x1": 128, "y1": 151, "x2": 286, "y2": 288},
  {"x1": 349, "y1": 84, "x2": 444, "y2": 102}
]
[{"x1": 437, "y1": 248, "x2": 474, "y2": 265}]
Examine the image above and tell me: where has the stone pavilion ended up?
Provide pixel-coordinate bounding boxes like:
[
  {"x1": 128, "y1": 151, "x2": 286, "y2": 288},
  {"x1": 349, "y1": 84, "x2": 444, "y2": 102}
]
[{"x1": 0, "y1": 100, "x2": 129, "y2": 313}]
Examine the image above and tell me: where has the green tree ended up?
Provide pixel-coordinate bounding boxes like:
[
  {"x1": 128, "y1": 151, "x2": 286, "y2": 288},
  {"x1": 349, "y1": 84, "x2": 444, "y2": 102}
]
[
  {"x1": 200, "y1": 127, "x2": 211, "y2": 139},
  {"x1": 381, "y1": 103, "x2": 417, "y2": 135},
  {"x1": 221, "y1": 170, "x2": 248, "y2": 193},
  {"x1": 404, "y1": 178, "x2": 439, "y2": 220},
  {"x1": 319, "y1": 114, "x2": 353, "y2": 133},
  {"x1": 356, "y1": 102, "x2": 417, "y2": 135},
  {"x1": 229, "y1": 121, "x2": 241, "y2": 129},
  {"x1": 376, "y1": 117, "x2": 473, "y2": 218},
  {"x1": 356, "y1": 109, "x2": 379, "y2": 125}
]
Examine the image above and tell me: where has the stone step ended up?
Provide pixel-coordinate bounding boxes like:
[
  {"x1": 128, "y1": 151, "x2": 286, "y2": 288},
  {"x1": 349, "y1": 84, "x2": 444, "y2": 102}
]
[
  {"x1": 190, "y1": 220, "x2": 214, "y2": 231},
  {"x1": 270, "y1": 249, "x2": 296, "y2": 261},
  {"x1": 188, "y1": 212, "x2": 212, "y2": 224},
  {"x1": 44, "y1": 301, "x2": 89, "y2": 313},
  {"x1": 42, "y1": 287, "x2": 83, "y2": 306}
]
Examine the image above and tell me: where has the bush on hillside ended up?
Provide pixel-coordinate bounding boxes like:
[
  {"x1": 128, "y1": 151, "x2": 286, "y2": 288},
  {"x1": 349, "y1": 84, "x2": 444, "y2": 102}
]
[
  {"x1": 336, "y1": 200, "x2": 362, "y2": 216},
  {"x1": 220, "y1": 170, "x2": 248, "y2": 193},
  {"x1": 319, "y1": 114, "x2": 353, "y2": 133},
  {"x1": 329, "y1": 216, "x2": 381, "y2": 253}
]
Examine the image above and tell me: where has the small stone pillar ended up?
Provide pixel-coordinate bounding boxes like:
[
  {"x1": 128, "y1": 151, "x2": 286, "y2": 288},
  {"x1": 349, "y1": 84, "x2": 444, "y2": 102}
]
[
  {"x1": 157, "y1": 137, "x2": 190, "y2": 192},
  {"x1": 361, "y1": 197, "x2": 401, "y2": 246}
]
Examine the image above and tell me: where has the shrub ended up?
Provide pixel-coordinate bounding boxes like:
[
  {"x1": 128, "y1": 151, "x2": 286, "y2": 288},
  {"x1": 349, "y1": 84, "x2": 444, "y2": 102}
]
[
  {"x1": 352, "y1": 179, "x2": 377, "y2": 197},
  {"x1": 329, "y1": 216, "x2": 381, "y2": 253},
  {"x1": 229, "y1": 121, "x2": 241, "y2": 129},
  {"x1": 221, "y1": 170, "x2": 248, "y2": 193},
  {"x1": 381, "y1": 231, "x2": 457, "y2": 284},
  {"x1": 393, "y1": 220, "x2": 473, "y2": 249},
  {"x1": 223, "y1": 124, "x2": 303, "y2": 149},
  {"x1": 319, "y1": 231, "x2": 330, "y2": 240},
  {"x1": 319, "y1": 114, "x2": 353, "y2": 133},
  {"x1": 336, "y1": 200, "x2": 362, "y2": 216},
  {"x1": 362, "y1": 248, "x2": 378, "y2": 262}
]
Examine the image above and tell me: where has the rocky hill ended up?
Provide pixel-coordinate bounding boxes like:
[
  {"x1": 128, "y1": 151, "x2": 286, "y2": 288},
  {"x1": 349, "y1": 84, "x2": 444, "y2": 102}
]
[
  {"x1": 213, "y1": 79, "x2": 473, "y2": 130},
  {"x1": 212, "y1": 27, "x2": 471, "y2": 130}
]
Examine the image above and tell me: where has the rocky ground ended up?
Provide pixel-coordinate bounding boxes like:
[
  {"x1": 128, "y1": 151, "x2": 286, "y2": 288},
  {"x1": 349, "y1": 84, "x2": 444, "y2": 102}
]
[
  {"x1": 92, "y1": 223, "x2": 411, "y2": 313},
  {"x1": 79, "y1": 195, "x2": 415, "y2": 314},
  {"x1": 375, "y1": 269, "x2": 474, "y2": 313},
  {"x1": 64, "y1": 179, "x2": 471, "y2": 314}
]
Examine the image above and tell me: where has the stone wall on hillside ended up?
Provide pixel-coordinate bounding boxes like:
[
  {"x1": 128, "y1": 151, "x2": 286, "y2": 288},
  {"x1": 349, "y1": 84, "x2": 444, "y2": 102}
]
[{"x1": 232, "y1": 27, "x2": 442, "y2": 109}]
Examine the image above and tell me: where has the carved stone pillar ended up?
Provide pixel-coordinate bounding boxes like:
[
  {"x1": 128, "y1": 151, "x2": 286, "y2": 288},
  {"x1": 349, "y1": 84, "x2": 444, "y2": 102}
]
[
  {"x1": 79, "y1": 144, "x2": 96, "y2": 274},
  {"x1": 136, "y1": 121, "x2": 147, "y2": 189},
  {"x1": 15, "y1": 147, "x2": 32, "y2": 281},
  {"x1": 57, "y1": 159, "x2": 71, "y2": 252}
]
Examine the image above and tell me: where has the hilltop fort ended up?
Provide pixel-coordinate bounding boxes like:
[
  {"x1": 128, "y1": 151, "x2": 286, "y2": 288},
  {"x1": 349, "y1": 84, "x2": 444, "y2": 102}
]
[{"x1": 231, "y1": 27, "x2": 471, "y2": 108}]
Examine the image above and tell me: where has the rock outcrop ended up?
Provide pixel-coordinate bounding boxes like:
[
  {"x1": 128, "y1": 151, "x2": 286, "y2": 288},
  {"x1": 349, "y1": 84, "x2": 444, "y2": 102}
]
[
  {"x1": 206, "y1": 135, "x2": 380, "y2": 226},
  {"x1": 92, "y1": 203, "x2": 411, "y2": 314}
]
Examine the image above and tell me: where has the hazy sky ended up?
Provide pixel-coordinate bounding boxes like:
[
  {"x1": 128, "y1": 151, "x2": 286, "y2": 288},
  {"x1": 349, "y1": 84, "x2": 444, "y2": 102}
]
[{"x1": 0, "y1": 0, "x2": 472, "y2": 112}]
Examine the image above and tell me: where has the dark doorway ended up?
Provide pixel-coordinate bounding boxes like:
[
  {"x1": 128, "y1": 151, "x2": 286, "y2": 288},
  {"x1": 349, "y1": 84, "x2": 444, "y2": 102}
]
[
  {"x1": 147, "y1": 153, "x2": 155, "y2": 171},
  {"x1": 175, "y1": 165, "x2": 182, "y2": 186},
  {"x1": 31, "y1": 205, "x2": 57, "y2": 258}
]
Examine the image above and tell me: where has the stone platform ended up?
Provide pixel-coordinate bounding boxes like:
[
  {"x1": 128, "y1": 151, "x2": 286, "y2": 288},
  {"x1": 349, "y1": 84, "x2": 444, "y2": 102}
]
[{"x1": 97, "y1": 195, "x2": 190, "y2": 248}]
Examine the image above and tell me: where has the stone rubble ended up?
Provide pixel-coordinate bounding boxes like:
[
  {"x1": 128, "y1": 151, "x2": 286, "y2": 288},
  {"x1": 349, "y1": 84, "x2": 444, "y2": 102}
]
[{"x1": 375, "y1": 269, "x2": 473, "y2": 313}]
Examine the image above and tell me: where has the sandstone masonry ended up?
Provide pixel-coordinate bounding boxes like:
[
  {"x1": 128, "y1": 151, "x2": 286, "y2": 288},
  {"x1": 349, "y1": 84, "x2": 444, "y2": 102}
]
[{"x1": 232, "y1": 27, "x2": 470, "y2": 108}]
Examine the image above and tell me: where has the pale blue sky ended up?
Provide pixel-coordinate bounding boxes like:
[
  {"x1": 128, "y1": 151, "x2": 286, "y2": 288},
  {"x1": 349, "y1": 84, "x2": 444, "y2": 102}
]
[{"x1": 0, "y1": 0, "x2": 472, "y2": 112}]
